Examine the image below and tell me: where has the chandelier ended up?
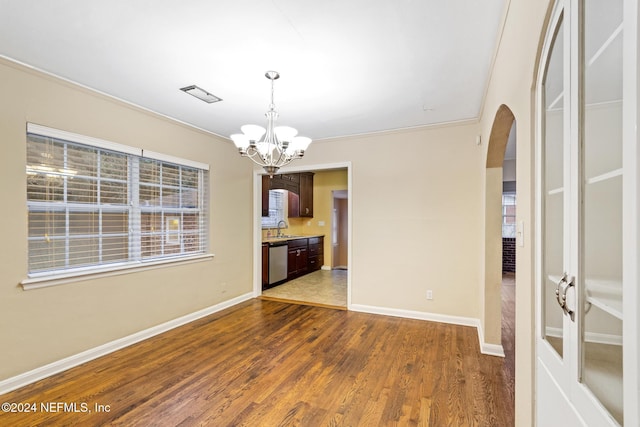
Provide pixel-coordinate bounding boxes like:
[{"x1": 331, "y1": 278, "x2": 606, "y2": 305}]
[{"x1": 230, "y1": 71, "x2": 312, "y2": 176}]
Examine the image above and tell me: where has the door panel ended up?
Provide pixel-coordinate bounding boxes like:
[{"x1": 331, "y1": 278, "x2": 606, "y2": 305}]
[
  {"x1": 542, "y1": 12, "x2": 566, "y2": 360},
  {"x1": 580, "y1": 0, "x2": 624, "y2": 423},
  {"x1": 538, "y1": 0, "x2": 636, "y2": 424}
]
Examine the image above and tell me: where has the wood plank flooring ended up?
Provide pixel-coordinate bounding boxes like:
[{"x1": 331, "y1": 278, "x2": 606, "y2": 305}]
[{"x1": 0, "y1": 299, "x2": 514, "y2": 426}]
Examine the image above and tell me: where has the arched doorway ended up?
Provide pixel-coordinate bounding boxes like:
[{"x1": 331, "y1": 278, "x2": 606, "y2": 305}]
[{"x1": 484, "y1": 104, "x2": 516, "y2": 364}]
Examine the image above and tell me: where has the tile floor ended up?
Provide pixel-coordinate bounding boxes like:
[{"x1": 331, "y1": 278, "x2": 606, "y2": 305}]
[{"x1": 261, "y1": 269, "x2": 347, "y2": 308}]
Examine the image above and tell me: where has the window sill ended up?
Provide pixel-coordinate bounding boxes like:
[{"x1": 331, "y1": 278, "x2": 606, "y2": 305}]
[{"x1": 20, "y1": 254, "x2": 215, "y2": 291}]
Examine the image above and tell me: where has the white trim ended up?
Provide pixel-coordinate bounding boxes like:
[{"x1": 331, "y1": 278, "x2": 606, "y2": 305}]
[
  {"x1": 142, "y1": 149, "x2": 209, "y2": 171},
  {"x1": 27, "y1": 122, "x2": 141, "y2": 156},
  {"x1": 0, "y1": 292, "x2": 253, "y2": 396},
  {"x1": 21, "y1": 253, "x2": 214, "y2": 290},
  {"x1": 349, "y1": 304, "x2": 505, "y2": 357},
  {"x1": 477, "y1": 322, "x2": 507, "y2": 357},
  {"x1": 26, "y1": 123, "x2": 210, "y2": 171}
]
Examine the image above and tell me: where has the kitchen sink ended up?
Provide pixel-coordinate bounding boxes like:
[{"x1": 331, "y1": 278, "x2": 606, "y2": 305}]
[{"x1": 270, "y1": 234, "x2": 302, "y2": 240}]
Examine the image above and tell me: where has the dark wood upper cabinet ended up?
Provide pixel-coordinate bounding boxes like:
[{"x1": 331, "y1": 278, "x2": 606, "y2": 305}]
[
  {"x1": 287, "y1": 191, "x2": 299, "y2": 218},
  {"x1": 261, "y1": 172, "x2": 314, "y2": 218},
  {"x1": 270, "y1": 173, "x2": 299, "y2": 193},
  {"x1": 298, "y1": 172, "x2": 314, "y2": 217}
]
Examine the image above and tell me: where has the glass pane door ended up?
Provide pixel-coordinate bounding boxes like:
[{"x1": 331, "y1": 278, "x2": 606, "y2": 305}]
[
  {"x1": 542, "y1": 17, "x2": 565, "y2": 358},
  {"x1": 581, "y1": 0, "x2": 624, "y2": 423}
]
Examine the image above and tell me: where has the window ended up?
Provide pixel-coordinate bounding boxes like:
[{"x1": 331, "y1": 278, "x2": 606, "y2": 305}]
[
  {"x1": 261, "y1": 189, "x2": 286, "y2": 229},
  {"x1": 26, "y1": 124, "x2": 209, "y2": 276},
  {"x1": 502, "y1": 192, "x2": 516, "y2": 238}
]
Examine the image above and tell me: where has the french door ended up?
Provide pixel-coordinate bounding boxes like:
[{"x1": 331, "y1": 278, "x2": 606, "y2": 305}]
[{"x1": 536, "y1": 0, "x2": 637, "y2": 425}]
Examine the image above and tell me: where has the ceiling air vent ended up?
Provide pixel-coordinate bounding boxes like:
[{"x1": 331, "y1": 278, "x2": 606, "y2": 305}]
[{"x1": 180, "y1": 85, "x2": 222, "y2": 103}]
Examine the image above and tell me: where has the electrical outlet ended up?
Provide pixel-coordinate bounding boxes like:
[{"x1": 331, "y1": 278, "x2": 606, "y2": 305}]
[{"x1": 426, "y1": 290, "x2": 433, "y2": 300}]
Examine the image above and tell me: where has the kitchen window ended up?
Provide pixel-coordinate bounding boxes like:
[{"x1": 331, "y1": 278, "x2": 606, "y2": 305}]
[
  {"x1": 25, "y1": 123, "x2": 209, "y2": 280},
  {"x1": 261, "y1": 189, "x2": 286, "y2": 229},
  {"x1": 502, "y1": 192, "x2": 516, "y2": 238}
]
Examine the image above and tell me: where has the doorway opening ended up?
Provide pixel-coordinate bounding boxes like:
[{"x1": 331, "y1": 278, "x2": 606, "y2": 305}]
[
  {"x1": 332, "y1": 190, "x2": 348, "y2": 270},
  {"x1": 256, "y1": 165, "x2": 351, "y2": 310},
  {"x1": 501, "y1": 120, "x2": 517, "y2": 386},
  {"x1": 485, "y1": 104, "x2": 516, "y2": 399}
]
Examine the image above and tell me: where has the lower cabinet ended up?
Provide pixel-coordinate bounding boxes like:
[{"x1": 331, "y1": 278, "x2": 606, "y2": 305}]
[
  {"x1": 308, "y1": 236, "x2": 324, "y2": 272},
  {"x1": 262, "y1": 236, "x2": 325, "y2": 288},
  {"x1": 261, "y1": 243, "x2": 269, "y2": 289},
  {"x1": 287, "y1": 238, "x2": 308, "y2": 279}
]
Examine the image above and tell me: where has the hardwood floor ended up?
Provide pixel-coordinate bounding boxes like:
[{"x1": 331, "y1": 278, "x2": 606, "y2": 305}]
[
  {"x1": 0, "y1": 299, "x2": 514, "y2": 426},
  {"x1": 501, "y1": 273, "x2": 516, "y2": 410}
]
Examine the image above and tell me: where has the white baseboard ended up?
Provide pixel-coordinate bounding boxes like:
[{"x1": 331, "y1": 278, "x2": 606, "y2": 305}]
[
  {"x1": 0, "y1": 292, "x2": 253, "y2": 396},
  {"x1": 349, "y1": 304, "x2": 505, "y2": 357},
  {"x1": 476, "y1": 323, "x2": 506, "y2": 357}
]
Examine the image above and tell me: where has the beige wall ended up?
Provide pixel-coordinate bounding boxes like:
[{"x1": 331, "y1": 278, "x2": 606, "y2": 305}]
[
  {"x1": 0, "y1": 58, "x2": 254, "y2": 380},
  {"x1": 483, "y1": 167, "x2": 505, "y2": 345},
  {"x1": 288, "y1": 122, "x2": 485, "y2": 318}
]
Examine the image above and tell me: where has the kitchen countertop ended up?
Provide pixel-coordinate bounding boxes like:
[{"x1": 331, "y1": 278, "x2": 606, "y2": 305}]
[{"x1": 262, "y1": 234, "x2": 325, "y2": 244}]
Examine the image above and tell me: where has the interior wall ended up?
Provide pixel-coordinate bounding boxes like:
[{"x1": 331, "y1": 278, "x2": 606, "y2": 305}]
[
  {"x1": 477, "y1": 0, "x2": 556, "y2": 424},
  {"x1": 0, "y1": 58, "x2": 254, "y2": 381},
  {"x1": 290, "y1": 122, "x2": 485, "y2": 319},
  {"x1": 503, "y1": 159, "x2": 517, "y2": 181},
  {"x1": 484, "y1": 166, "x2": 505, "y2": 345}
]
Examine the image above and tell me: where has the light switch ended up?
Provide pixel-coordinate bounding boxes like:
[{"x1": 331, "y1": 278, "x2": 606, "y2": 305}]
[
  {"x1": 318, "y1": 221, "x2": 325, "y2": 226},
  {"x1": 517, "y1": 220, "x2": 524, "y2": 247}
]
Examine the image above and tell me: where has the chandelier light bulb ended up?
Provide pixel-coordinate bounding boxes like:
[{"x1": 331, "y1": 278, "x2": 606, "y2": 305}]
[
  {"x1": 230, "y1": 134, "x2": 250, "y2": 150},
  {"x1": 240, "y1": 124, "x2": 266, "y2": 142},
  {"x1": 292, "y1": 136, "x2": 312, "y2": 151}
]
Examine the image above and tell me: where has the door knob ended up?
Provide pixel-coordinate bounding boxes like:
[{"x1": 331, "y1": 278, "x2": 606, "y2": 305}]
[{"x1": 555, "y1": 273, "x2": 576, "y2": 321}]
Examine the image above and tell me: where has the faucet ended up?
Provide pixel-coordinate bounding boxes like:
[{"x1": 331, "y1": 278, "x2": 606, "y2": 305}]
[{"x1": 276, "y1": 220, "x2": 287, "y2": 237}]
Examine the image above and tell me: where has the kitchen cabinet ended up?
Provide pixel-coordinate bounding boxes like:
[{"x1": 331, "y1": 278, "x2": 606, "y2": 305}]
[
  {"x1": 308, "y1": 236, "x2": 324, "y2": 272},
  {"x1": 270, "y1": 173, "x2": 299, "y2": 193},
  {"x1": 262, "y1": 236, "x2": 325, "y2": 289},
  {"x1": 287, "y1": 191, "x2": 299, "y2": 218},
  {"x1": 261, "y1": 243, "x2": 269, "y2": 289},
  {"x1": 261, "y1": 172, "x2": 314, "y2": 218},
  {"x1": 287, "y1": 238, "x2": 308, "y2": 279},
  {"x1": 298, "y1": 172, "x2": 314, "y2": 217},
  {"x1": 536, "y1": 1, "x2": 638, "y2": 425}
]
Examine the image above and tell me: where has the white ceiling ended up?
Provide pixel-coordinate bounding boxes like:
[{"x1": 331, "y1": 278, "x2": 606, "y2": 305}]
[{"x1": 0, "y1": 0, "x2": 506, "y2": 141}]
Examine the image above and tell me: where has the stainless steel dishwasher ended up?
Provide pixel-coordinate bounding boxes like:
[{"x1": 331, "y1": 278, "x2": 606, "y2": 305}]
[{"x1": 268, "y1": 243, "x2": 288, "y2": 285}]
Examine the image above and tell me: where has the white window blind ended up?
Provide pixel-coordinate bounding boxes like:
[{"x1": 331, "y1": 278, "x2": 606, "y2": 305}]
[{"x1": 26, "y1": 125, "x2": 209, "y2": 276}]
